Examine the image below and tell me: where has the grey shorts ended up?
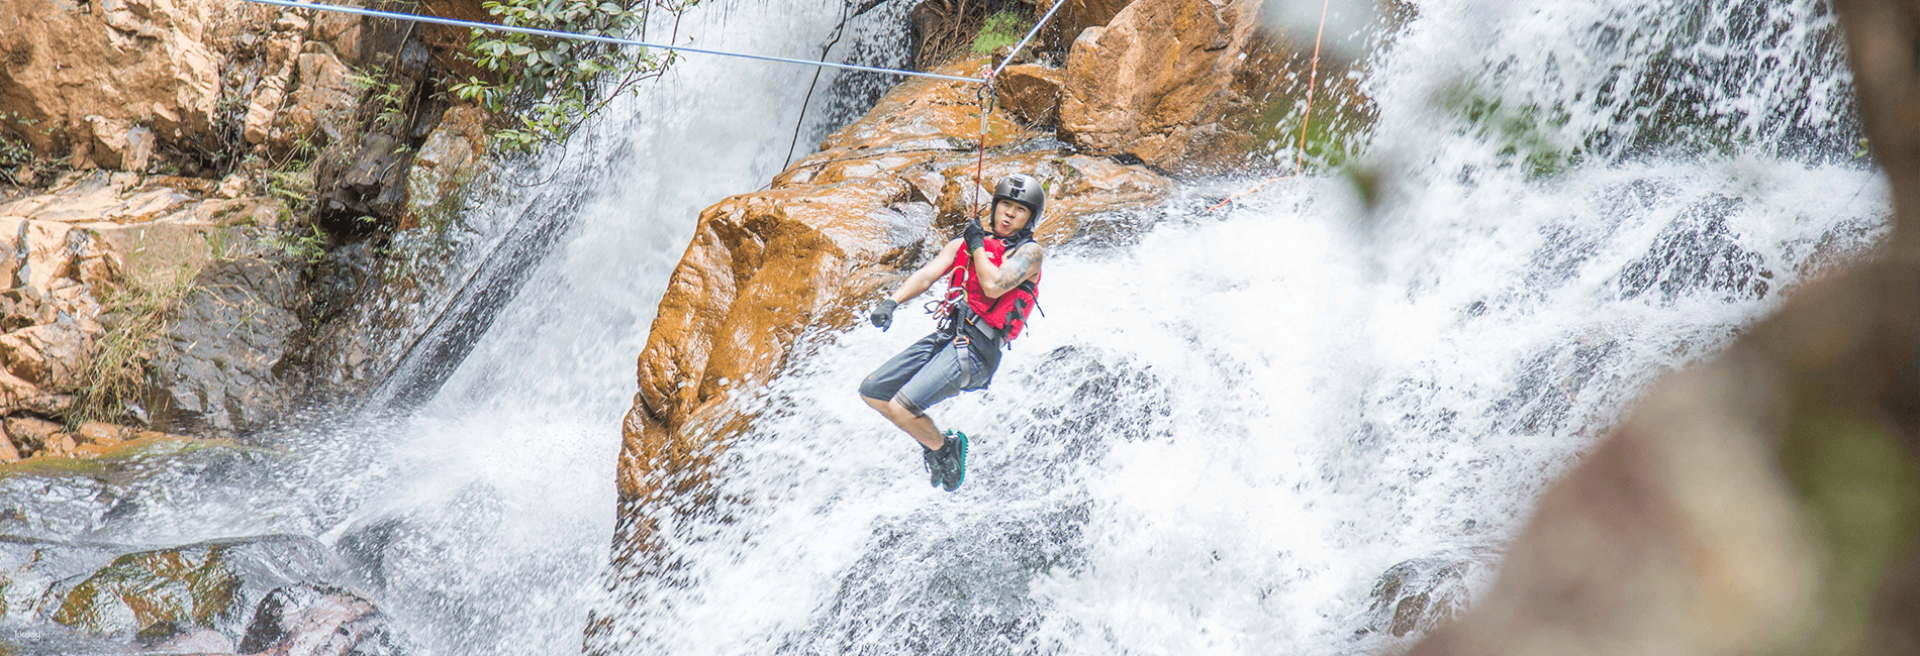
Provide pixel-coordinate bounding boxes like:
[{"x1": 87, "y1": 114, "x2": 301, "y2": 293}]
[{"x1": 859, "y1": 329, "x2": 997, "y2": 416}]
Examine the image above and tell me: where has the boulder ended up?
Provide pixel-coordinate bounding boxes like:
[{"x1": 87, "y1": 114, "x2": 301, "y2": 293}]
[
  {"x1": 0, "y1": 0, "x2": 221, "y2": 162},
  {"x1": 1058, "y1": 0, "x2": 1265, "y2": 171},
  {"x1": 1037, "y1": 0, "x2": 1137, "y2": 52},
  {"x1": 238, "y1": 583, "x2": 398, "y2": 656},
  {"x1": 6, "y1": 416, "x2": 70, "y2": 458},
  {"x1": 278, "y1": 46, "x2": 360, "y2": 149},
  {"x1": 995, "y1": 64, "x2": 1066, "y2": 127},
  {"x1": 0, "y1": 322, "x2": 92, "y2": 390},
  {"x1": 85, "y1": 117, "x2": 156, "y2": 172},
  {"x1": 933, "y1": 151, "x2": 1170, "y2": 242},
  {"x1": 403, "y1": 105, "x2": 490, "y2": 230},
  {"x1": 51, "y1": 544, "x2": 243, "y2": 636},
  {"x1": 1358, "y1": 556, "x2": 1488, "y2": 639},
  {"x1": 145, "y1": 256, "x2": 303, "y2": 437}
]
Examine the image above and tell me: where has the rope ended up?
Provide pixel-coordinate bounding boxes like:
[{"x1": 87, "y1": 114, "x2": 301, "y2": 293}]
[
  {"x1": 971, "y1": 84, "x2": 995, "y2": 229},
  {"x1": 1206, "y1": 0, "x2": 1335, "y2": 213},
  {"x1": 237, "y1": 0, "x2": 985, "y2": 83}
]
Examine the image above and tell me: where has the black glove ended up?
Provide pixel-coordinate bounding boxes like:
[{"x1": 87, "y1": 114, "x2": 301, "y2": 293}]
[
  {"x1": 963, "y1": 218, "x2": 988, "y2": 253},
  {"x1": 870, "y1": 298, "x2": 898, "y2": 330}
]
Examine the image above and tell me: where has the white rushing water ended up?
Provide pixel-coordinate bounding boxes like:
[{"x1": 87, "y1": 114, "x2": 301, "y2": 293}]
[
  {"x1": 587, "y1": 0, "x2": 1887, "y2": 655},
  {"x1": 0, "y1": 0, "x2": 1887, "y2": 654},
  {"x1": 314, "y1": 3, "x2": 918, "y2": 654}
]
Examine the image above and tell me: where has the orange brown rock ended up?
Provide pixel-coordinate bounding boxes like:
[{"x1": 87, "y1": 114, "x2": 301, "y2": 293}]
[{"x1": 1059, "y1": 0, "x2": 1266, "y2": 170}]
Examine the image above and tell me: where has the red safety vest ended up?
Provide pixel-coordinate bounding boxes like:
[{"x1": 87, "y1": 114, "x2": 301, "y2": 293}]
[{"x1": 945, "y1": 236, "x2": 1041, "y2": 341}]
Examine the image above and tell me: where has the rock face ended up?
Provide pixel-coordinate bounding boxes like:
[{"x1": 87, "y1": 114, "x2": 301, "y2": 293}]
[
  {"x1": 145, "y1": 256, "x2": 304, "y2": 436},
  {"x1": 1037, "y1": 0, "x2": 1138, "y2": 52},
  {"x1": 0, "y1": 0, "x2": 222, "y2": 159},
  {"x1": 0, "y1": 169, "x2": 302, "y2": 451},
  {"x1": 1058, "y1": 0, "x2": 1265, "y2": 171},
  {"x1": 606, "y1": 58, "x2": 1170, "y2": 584}
]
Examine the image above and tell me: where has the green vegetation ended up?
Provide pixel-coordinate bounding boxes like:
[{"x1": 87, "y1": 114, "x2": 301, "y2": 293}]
[
  {"x1": 453, "y1": 0, "x2": 696, "y2": 153},
  {"x1": 260, "y1": 221, "x2": 331, "y2": 265},
  {"x1": 349, "y1": 69, "x2": 412, "y2": 134},
  {"x1": 1438, "y1": 84, "x2": 1580, "y2": 179},
  {"x1": 971, "y1": 10, "x2": 1031, "y2": 54}
]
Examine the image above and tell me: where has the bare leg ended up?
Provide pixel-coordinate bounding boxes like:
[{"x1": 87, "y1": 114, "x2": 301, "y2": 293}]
[{"x1": 862, "y1": 395, "x2": 947, "y2": 450}]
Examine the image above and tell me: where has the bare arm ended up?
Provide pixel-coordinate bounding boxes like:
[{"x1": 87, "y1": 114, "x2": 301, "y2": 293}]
[
  {"x1": 970, "y1": 242, "x2": 1044, "y2": 298},
  {"x1": 889, "y1": 238, "x2": 964, "y2": 303}
]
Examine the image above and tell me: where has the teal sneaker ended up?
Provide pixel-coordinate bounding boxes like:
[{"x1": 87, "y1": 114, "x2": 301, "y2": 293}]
[{"x1": 935, "y1": 430, "x2": 968, "y2": 492}]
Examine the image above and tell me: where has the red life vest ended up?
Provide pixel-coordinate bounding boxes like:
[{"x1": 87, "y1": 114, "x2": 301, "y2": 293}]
[{"x1": 945, "y1": 235, "x2": 1041, "y2": 341}]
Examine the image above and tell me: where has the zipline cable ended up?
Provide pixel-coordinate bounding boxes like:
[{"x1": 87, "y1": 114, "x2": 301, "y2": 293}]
[
  {"x1": 987, "y1": 0, "x2": 1073, "y2": 82},
  {"x1": 1207, "y1": 0, "x2": 1335, "y2": 213},
  {"x1": 237, "y1": 0, "x2": 986, "y2": 83}
]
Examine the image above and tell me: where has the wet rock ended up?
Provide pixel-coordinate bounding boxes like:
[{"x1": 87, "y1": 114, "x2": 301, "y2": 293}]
[
  {"x1": 996, "y1": 64, "x2": 1066, "y2": 127},
  {"x1": 403, "y1": 106, "x2": 490, "y2": 230},
  {"x1": 315, "y1": 133, "x2": 415, "y2": 224},
  {"x1": 239, "y1": 583, "x2": 399, "y2": 656},
  {"x1": 1359, "y1": 556, "x2": 1484, "y2": 638},
  {"x1": 1059, "y1": 0, "x2": 1265, "y2": 171},
  {"x1": 141, "y1": 624, "x2": 236, "y2": 653},
  {"x1": 146, "y1": 256, "x2": 304, "y2": 437},
  {"x1": 51, "y1": 544, "x2": 243, "y2": 635},
  {"x1": 0, "y1": 0, "x2": 221, "y2": 159}
]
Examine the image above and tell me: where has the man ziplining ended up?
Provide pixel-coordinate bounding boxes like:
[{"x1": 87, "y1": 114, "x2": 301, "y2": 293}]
[{"x1": 860, "y1": 174, "x2": 1047, "y2": 492}]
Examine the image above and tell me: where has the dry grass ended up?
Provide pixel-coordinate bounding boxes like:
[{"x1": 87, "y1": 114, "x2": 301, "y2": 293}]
[{"x1": 67, "y1": 266, "x2": 196, "y2": 428}]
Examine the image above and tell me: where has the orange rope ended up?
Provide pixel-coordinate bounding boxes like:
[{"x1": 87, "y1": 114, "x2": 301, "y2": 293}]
[{"x1": 1207, "y1": 0, "x2": 1335, "y2": 213}]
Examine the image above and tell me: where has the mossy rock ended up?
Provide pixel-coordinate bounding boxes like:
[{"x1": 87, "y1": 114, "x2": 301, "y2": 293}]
[
  {"x1": 50, "y1": 545, "x2": 241, "y2": 635},
  {"x1": 0, "y1": 435, "x2": 256, "y2": 480}
]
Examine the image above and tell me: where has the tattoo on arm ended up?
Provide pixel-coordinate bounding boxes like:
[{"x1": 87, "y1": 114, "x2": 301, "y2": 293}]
[{"x1": 993, "y1": 245, "x2": 1043, "y2": 290}]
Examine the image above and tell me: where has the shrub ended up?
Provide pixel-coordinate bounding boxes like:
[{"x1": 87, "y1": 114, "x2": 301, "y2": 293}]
[{"x1": 453, "y1": 0, "x2": 699, "y2": 152}]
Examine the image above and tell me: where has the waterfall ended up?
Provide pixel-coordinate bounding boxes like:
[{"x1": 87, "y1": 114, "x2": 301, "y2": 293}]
[
  {"x1": 1, "y1": 1, "x2": 911, "y2": 654},
  {"x1": 590, "y1": 0, "x2": 1886, "y2": 654},
  {"x1": 0, "y1": 0, "x2": 1887, "y2": 654}
]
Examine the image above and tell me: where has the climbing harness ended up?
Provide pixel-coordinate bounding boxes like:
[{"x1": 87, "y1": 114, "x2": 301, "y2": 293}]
[
  {"x1": 237, "y1": 0, "x2": 985, "y2": 83},
  {"x1": 1207, "y1": 0, "x2": 1335, "y2": 213}
]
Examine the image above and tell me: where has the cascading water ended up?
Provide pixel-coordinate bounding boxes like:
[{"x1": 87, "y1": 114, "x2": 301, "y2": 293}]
[
  {"x1": 0, "y1": 0, "x2": 1888, "y2": 654},
  {"x1": 590, "y1": 0, "x2": 1887, "y2": 655},
  {"x1": 0, "y1": 1, "x2": 911, "y2": 654}
]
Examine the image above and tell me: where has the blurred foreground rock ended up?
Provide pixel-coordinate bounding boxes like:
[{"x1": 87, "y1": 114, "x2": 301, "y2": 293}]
[{"x1": 1407, "y1": 0, "x2": 1920, "y2": 654}]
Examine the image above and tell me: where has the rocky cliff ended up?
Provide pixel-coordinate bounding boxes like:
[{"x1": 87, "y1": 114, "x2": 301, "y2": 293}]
[{"x1": 0, "y1": 0, "x2": 497, "y2": 464}]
